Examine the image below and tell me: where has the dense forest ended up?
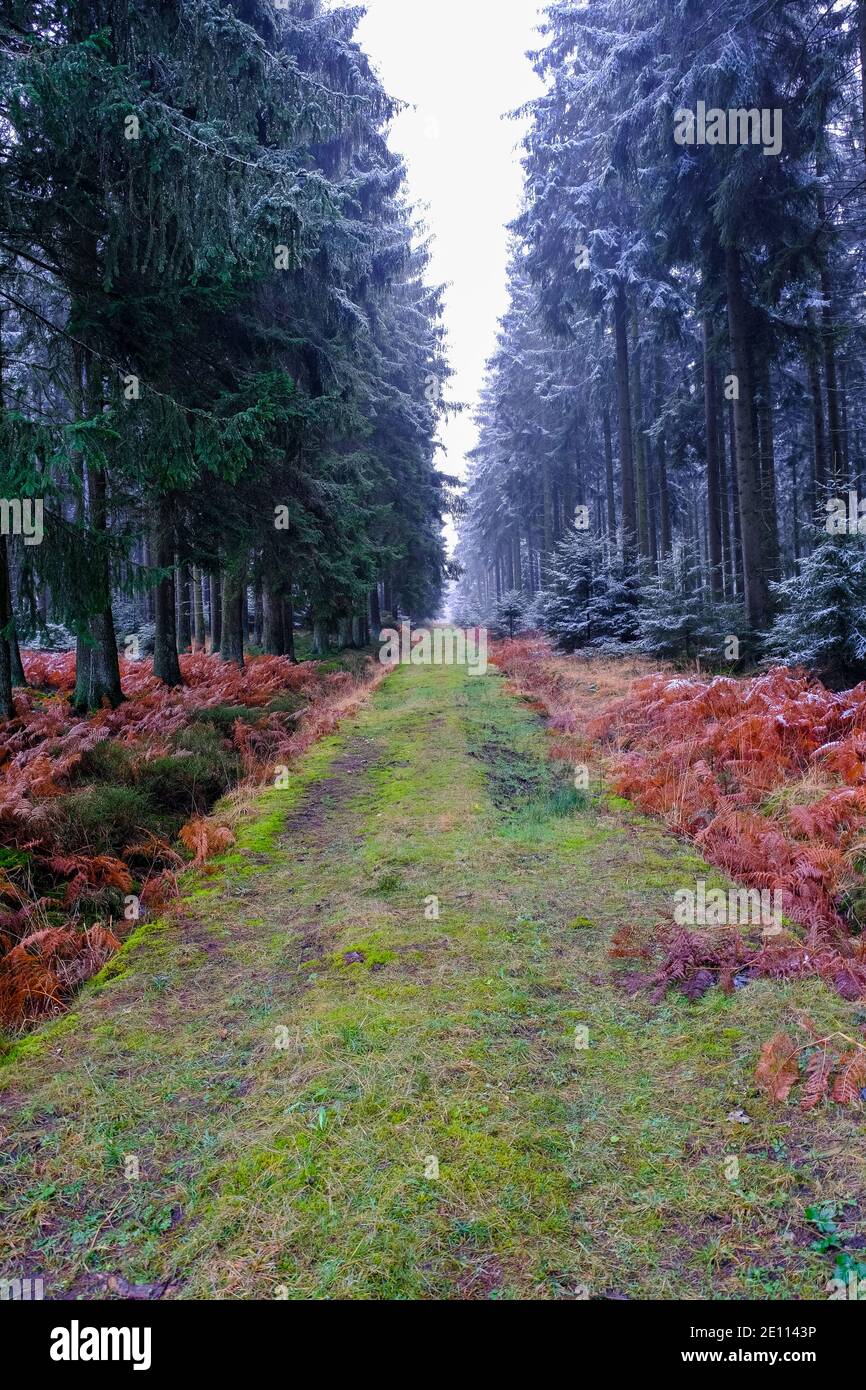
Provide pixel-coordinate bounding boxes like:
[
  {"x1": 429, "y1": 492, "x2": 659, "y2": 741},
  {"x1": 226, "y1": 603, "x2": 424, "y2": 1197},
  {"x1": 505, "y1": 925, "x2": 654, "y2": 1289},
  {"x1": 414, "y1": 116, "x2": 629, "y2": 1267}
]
[
  {"x1": 454, "y1": 0, "x2": 866, "y2": 688},
  {"x1": 4, "y1": 0, "x2": 866, "y2": 1320},
  {"x1": 0, "y1": 0, "x2": 451, "y2": 717}
]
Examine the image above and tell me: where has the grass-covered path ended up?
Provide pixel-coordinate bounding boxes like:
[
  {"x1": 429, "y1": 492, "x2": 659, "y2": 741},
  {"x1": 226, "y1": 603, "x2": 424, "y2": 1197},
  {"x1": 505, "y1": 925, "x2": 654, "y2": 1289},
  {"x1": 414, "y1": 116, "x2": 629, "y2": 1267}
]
[{"x1": 1, "y1": 662, "x2": 863, "y2": 1300}]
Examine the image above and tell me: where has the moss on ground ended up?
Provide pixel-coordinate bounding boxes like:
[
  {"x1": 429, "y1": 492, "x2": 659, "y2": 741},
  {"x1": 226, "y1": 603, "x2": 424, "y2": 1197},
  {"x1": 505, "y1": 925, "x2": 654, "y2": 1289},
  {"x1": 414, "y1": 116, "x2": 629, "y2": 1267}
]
[{"x1": 0, "y1": 662, "x2": 863, "y2": 1300}]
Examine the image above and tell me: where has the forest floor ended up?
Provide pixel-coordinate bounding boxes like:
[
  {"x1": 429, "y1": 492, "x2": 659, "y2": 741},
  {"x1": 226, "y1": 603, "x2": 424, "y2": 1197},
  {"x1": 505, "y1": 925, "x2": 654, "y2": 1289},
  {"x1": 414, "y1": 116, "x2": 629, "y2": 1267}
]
[{"x1": 1, "y1": 659, "x2": 864, "y2": 1300}]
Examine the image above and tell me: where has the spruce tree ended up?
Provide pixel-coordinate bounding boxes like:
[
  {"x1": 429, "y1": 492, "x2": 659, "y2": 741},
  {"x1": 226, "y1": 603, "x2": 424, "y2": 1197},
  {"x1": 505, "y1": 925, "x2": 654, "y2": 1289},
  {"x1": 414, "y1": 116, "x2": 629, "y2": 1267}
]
[{"x1": 765, "y1": 531, "x2": 866, "y2": 689}]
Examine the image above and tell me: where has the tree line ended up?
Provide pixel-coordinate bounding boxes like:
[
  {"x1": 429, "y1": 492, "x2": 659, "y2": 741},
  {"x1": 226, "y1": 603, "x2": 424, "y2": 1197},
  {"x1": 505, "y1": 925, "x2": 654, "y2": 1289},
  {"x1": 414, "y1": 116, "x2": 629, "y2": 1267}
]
[
  {"x1": 0, "y1": 0, "x2": 452, "y2": 717},
  {"x1": 455, "y1": 0, "x2": 866, "y2": 684}
]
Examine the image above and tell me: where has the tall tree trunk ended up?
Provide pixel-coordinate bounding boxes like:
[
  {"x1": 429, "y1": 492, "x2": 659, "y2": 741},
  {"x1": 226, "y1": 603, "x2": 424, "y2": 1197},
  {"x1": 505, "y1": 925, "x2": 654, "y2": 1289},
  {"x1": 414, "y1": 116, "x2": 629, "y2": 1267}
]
[
  {"x1": 613, "y1": 282, "x2": 637, "y2": 557},
  {"x1": 0, "y1": 319, "x2": 26, "y2": 692},
  {"x1": 791, "y1": 452, "x2": 801, "y2": 564},
  {"x1": 209, "y1": 572, "x2": 222, "y2": 653},
  {"x1": 717, "y1": 398, "x2": 732, "y2": 597},
  {"x1": 153, "y1": 498, "x2": 183, "y2": 687},
  {"x1": 192, "y1": 568, "x2": 206, "y2": 651},
  {"x1": 0, "y1": 538, "x2": 14, "y2": 719},
  {"x1": 311, "y1": 620, "x2": 329, "y2": 656},
  {"x1": 631, "y1": 321, "x2": 651, "y2": 559},
  {"x1": 220, "y1": 565, "x2": 245, "y2": 668},
  {"x1": 72, "y1": 461, "x2": 124, "y2": 712},
  {"x1": 653, "y1": 351, "x2": 672, "y2": 559},
  {"x1": 8, "y1": 617, "x2": 25, "y2": 687},
  {"x1": 525, "y1": 518, "x2": 536, "y2": 594},
  {"x1": 703, "y1": 318, "x2": 724, "y2": 599},
  {"x1": 840, "y1": 359, "x2": 852, "y2": 487},
  {"x1": 754, "y1": 354, "x2": 781, "y2": 583},
  {"x1": 5, "y1": 550, "x2": 26, "y2": 687},
  {"x1": 282, "y1": 596, "x2": 297, "y2": 662},
  {"x1": 142, "y1": 534, "x2": 155, "y2": 621},
  {"x1": 561, "y1": 436, "x2": 576, "y2": 536},
  {"x1": 725, "y1": 246, "x2": 773, "y2": 632},
  {"x1": 820, "y1": 262, "x2": 846, "y2": 486},
  {"x1": 369, "y1": 585, "x2": 382, "y2": 636},
  {"x1": 602, "y1": 406, "x2": 617, "y2": 538},
  {"x1": 0, "y1": 313, "x2": 11, "y2": 714},
  {"x1": 860, "y1": 0, "x2": 866, "y2": 176},
  {"x1": 262, "y1": 582, "x2": 283, "y2": 655},
  {"x1": 253, "y1": 581, "x2": 264, "y2": 648},
  {"x1": 175, "y1": 560, "x2": 191, "y2": 653},
  {"x1": 541, "y1": 459, "x2": 554, "y2": 569},
  {"x1": 816, "y1": 139, "x2": 848, "y2": 486},
  {"x1": 806, "y1": 316, "x2": 828, "y2": 511},
  {"x1": 505, "y1": 535, "x2": 515, "y2": 590},
  {"x1": 727, "y1": 402, "x2": 746, "y2": 599}
]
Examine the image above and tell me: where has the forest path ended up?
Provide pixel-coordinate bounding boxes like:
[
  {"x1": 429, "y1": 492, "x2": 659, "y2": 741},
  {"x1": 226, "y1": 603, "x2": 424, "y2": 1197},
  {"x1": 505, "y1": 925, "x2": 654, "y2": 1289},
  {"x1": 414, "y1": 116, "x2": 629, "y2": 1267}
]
[{"x1": 1, "y1": 662, "x2": 860, "y2": 1300}]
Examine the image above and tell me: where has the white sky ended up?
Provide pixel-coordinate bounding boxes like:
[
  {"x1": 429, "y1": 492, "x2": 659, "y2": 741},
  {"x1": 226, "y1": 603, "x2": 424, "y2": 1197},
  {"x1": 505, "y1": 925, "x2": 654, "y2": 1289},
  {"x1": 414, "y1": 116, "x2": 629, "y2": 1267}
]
[{"x1": 353, "y1": 0, "x2": 545, "y2": 549}]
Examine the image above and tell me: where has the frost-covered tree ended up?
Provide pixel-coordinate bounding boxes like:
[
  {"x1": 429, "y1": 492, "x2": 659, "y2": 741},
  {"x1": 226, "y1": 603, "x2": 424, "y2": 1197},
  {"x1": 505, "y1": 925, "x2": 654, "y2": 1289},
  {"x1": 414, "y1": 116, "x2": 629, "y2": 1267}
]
[
  {"x1": 493, "y1": 590, "x2": 528, "y2": 639},
  {"x1": 457, "y1": 0, "x2": 866, "y2": 673},
  {"x1": 640, "y1": 548, "x2": 713, "y2": 661},
  {"x1": 765, "y1": 532, "x2": 866, "y2": 689},
  {"x1": 539, "y1": 532, "x2": 640, "y2": 653}
]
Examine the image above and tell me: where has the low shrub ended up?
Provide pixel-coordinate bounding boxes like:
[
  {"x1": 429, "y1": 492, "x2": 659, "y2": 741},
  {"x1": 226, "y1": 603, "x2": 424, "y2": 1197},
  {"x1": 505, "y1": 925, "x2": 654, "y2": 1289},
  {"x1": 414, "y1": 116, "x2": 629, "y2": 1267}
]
[
  {"x1": 137, "y1": 753, "x2": 234, "y2": 817},
  {"x1": 52, "y1": 785, "x2": 160, "y2": 856}
]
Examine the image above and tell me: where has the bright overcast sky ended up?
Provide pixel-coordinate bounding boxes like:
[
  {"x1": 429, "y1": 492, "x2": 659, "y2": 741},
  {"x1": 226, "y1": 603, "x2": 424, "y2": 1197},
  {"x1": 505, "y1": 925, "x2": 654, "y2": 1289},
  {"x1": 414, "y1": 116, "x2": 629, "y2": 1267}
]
[{"x1": 353, "y1": 0, "x2": 545, "y2": 548}]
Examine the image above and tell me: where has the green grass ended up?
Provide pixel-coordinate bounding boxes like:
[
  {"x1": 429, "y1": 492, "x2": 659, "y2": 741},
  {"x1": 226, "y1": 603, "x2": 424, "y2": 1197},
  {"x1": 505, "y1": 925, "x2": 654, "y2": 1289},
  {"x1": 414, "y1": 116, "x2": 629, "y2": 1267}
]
[{"x1": 0, "y1": 661, "x2": 863, "y2": 1300}]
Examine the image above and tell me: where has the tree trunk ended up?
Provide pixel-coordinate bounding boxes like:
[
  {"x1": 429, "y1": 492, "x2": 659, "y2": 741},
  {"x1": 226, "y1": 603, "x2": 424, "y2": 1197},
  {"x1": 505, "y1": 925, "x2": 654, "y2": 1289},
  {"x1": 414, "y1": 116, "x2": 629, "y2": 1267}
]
[
  {"x1": 281, "y1": 596, "x2": 296, "y2": 661},
  {"x1": 806, "y1": 316, "x2": 828, "y2": 510},
  {"x1": 860, "y1": 0, "x2": 866, "y2": 177},
  {"x1": 0, "y1": 538, "x2": 14, "y2": 719},
  {"x1": 311, "y1": 620, "x2": 329, "y2": 656},
  {"x1": 0, "y1": 320, "x2": 26, "y2": 692},
  {"x1": 602, "y1": 406, "x2": 617, "y2": 539},
  {"x1": 153, "y1": 500, "x2": 183, "y2": 687},
  {"x1": 725, "y1": 245, "x2": 773, "y2": 632},
  {"x1": 816, "y1": 141, "x2": 848, "y2": 486},
  {"x1": 220, "y1": 566, "x2": 245, "y2": 668},
  {"x1": 653, "y1": 351, "x2": 672, "y2": 559},
  {"x1": 253, "y1": 581, "x2": 264, "y2": 648},
  {"x1": 210, "y1": 572, "x2": 222, "y2": 653},
  {"x1": 369, "y1": 585, "x2": 382, "y2": 636},
  {"x1": 142, "y1": 534, "x2": 155, "y2": 620},
  {"x1": 613, "y1": 282, "x2": 637, "y2": 557},
  {"x1": 541, "y1": 459, "x2": 554, "y2": 568},
  {"x1": 262, "y1": 582, "x2": 284, "y2": 655},
  {"x1": 175, "y1": 560, "x2": 191, "y2": 653},
  {"x1": 791, "y1": 452, "x2": 801, "y2": 564},
  {"x1": 631, "y1": 321, "x2": 650, "y2": 559},
  {"x1": 727, "y1": 402, "x2": 746, "y2": 599},
  {"x1": 718, "y1": 399, "x2": 732, "y2": 596},
  {"x1": 72, "y1": 463, "x2": 124, "y2": 712},
  {"x1": 1, "y1": 540, "x2": 26, "y2": 687},
  {"x1": 703, "y1": 319, "x2": 724, "y2": 599},
  {"x1": 192, "y1": 568, "x2": 206, "y2": 651},
  {"x1": 73, "y1": 608, "x2": 124, "y2": 713},
  {"x1": 9, "y1": 622, "x2": 25, "y2": 687},
  {"x1": 754, "y1": 354, "x2": 781, "y2": 583}
]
